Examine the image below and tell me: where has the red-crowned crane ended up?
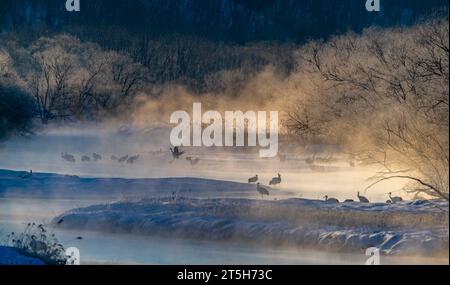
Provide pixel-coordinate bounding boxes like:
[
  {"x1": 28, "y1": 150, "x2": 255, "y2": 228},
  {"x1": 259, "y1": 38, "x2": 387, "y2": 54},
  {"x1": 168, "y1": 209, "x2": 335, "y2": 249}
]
[
  {"x1": 170, "y1": 147, "x2": 185, "y2": 160},
  {"x1": 389, "y1": 192, "x2": 403, "y2": 203},
  {"x1": 269, "y1": 173, "x2": 281, "y2": 187},
  {"x1": 256, "y1": 183, "x2": 270, "y2": 199},
  {"x1": 357, "y1": 192, "x2": 370, "y2": 203},
  {"x1": 248, "y1": 175, "x2": 259, "y2": 183},
  {"x1": 324, "y1": 195, "x2": 339, "y2": 204}
]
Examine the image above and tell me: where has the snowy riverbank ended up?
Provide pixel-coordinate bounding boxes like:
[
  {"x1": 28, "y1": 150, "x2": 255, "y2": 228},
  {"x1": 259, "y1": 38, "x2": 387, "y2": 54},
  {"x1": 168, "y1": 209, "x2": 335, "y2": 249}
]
[
  {"x1": 1, "y1": 169, "x2": 448, "y2": 260},
  {"x1": 0, "y1": 246, "x2": 45, "y2": 265},
  {"x1": 53, "y1": 197, "x2": 449, "y2": 256},
  {"x1": 0, "y1": 169, "x2": 257, "y2": 199}
]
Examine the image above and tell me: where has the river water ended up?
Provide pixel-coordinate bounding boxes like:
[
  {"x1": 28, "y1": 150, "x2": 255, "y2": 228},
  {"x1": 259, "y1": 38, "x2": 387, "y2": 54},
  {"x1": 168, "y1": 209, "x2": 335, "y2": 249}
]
[
  {"x1": 0, "y1": 129, "x2": 447, "y2": 265},
  {"x1": 0, "y1": 198, "x2": 447, "y2": 265}
]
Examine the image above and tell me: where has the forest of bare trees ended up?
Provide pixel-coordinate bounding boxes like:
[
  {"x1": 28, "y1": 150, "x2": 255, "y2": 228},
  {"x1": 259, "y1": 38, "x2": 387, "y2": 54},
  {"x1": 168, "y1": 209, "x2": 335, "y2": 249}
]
[
  {"x1": 0, "y1": 32, "x2": 292, "y2": 128},
  {"x1": 287, "y1": 18, "x2": 449, "y2": 201},
  {"x1": 1, "y1": 15, "x2": 448, "y2": 202},
  {"x1": 0, "y1": 35, "x2": 151, "y2": 124}
]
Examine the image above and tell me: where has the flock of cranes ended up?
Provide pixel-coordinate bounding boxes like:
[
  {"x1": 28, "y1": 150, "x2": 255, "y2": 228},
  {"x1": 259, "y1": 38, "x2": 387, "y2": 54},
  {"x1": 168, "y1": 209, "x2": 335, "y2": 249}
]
[
  {"x1": 248, "y1": 173, "x2": 282, "y2": 199},
  {"x1": 248, "y1": 173, "x2": 282, "y2": 187},
  {"x1": 111, "y1": 154, "x2": 140, "y2": 164},
  {"x1": 59, "y1": 146, "x2": 405, "y2": 204},
  {"x1": 248, "y1": 173, "x2": 404, "y2": 204},
  {"x1": 61, "y1": 152, "x2": 140, "y2": 164},
  {"x1": 322, "y1": 192, "x2": 369, "y2": 204},
  {"x1": 322, "y1": 191, "x2": 404, "y2": 204},
  {"x1": 60, "y1": 146, "x2": 200, "y2": 167}
]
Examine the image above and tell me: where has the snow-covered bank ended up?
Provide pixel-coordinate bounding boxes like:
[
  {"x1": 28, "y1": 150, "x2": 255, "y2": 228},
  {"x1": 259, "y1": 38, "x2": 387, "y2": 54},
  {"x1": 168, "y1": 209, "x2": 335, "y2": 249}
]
[
  {"x1": 0, "y1": 169, "x2": 257, "y2": 199},
  {"x1": 0, "y1": 246, "x2": 45, "y2": 265},
  {"x1": 53, "y1": 198, "x2": 449, "y2": 256}
]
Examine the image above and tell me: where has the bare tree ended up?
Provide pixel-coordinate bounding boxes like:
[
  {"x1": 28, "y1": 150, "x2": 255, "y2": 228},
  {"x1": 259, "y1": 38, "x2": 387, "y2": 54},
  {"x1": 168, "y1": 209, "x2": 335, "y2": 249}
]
[
  {"x1": 288, "y1": 19, "x2": 449, "y2": 201},
  {"x1": 71, "y1": 54, "x2": 107, "y2": 119},
  {"x1": 93, "y1": 52, "x2": 147, "y2": 112},
  {"x1": 29, "y1": 51, "x2": 74, "y2": 124}
]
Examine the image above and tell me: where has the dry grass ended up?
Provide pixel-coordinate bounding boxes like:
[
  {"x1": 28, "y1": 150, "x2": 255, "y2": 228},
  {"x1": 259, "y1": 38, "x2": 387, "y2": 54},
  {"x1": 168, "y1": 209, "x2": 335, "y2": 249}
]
[
  {"x1": 115, "y1": 196, "x2": 449, "y2": 230},
  {"x1": 5, "y1": 223, "x2": 67, "y2": 265}
]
